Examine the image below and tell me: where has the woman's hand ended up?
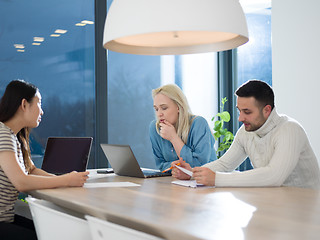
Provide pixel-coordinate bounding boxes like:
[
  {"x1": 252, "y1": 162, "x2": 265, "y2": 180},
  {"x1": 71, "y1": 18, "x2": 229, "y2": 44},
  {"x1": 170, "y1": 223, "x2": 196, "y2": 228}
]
[
  {"x1": 159, "y1": 120, "x2": 178, "y2": 142},
  {"x1": 171, "y1": 159, "x2": 192, "y2": 180},
  {"x1": 64, "y1": 171, "x2": 89, "y2": 187}
]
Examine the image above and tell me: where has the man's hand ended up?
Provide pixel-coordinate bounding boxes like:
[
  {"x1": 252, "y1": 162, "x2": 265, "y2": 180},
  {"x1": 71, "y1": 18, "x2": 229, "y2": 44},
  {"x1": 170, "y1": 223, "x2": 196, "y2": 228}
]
[{"x1": 193, "y1": 167, "x2": 216, "y2": 186}]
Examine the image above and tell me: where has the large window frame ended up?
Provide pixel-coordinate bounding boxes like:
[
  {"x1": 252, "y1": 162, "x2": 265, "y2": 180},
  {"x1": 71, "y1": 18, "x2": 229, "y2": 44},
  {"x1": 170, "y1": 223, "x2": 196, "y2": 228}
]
[{"x1": 94, "y1": 0, "x2": 108, "y2": 168}]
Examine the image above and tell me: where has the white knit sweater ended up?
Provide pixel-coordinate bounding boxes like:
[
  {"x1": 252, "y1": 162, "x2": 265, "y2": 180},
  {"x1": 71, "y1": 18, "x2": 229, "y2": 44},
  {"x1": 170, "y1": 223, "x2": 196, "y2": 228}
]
[{"x1": 203, "y1": 108, "x2": 320, "y2": 189}]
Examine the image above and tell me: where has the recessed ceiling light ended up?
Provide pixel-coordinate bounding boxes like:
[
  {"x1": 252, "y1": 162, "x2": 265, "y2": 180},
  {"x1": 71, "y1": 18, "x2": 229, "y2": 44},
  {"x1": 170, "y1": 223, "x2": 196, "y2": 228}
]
[
  {"x1": 81, "y1": 20, "x2": 94, "y2": 25},
  {"x1": 14, "y1": 44, "x2": 25, "y2": 49},
  {"x1": 76, "y1": 23, "x2": 86, "y2": 26},
  {"x1": 17, "y1": 49, "x2": 25, "y2": 52},
  {"x1": 34, "y1": 37, "x2": 44, "y2": 42},
  {"x1": 50, "y1": 34, "x2": 61, "y2": 37},
  {"x1": 32, "y1": 42, "x2": 41, "y2": 46},
  {"x1": 55, "y1": 29, "x2": 67, "y2": 34}
]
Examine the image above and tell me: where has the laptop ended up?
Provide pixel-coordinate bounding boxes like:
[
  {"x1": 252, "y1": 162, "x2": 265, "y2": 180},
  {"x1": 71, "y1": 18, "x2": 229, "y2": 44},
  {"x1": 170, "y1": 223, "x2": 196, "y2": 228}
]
[
  {"x1": 100, "y1": 144, "x2": 171, "y2": 178},
  {"x1": 41, "y1": 137, "x2": 93, "y2": 175}
]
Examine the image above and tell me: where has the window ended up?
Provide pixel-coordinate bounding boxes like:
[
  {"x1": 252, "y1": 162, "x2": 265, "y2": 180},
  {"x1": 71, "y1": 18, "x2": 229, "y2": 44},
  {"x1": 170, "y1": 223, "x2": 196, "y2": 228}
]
[
  {"x1": 0, "y1": 0, "x2": 96, "y2": 168},
  {"x1": 236, "y1": 4, "x2": 272, "y2": 170},
  {"x1": 238, "y1": 7, "x2": 272, "y2": 86},
  {"x1": 107, "y1": 52, "x2": 218, "y2": 169}
]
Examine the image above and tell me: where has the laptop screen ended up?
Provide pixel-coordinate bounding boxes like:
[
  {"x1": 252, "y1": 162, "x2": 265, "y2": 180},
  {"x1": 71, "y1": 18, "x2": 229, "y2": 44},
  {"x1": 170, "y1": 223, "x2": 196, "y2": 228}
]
[
  {"x1": 41, "y1": 137, "x2": 92, "y2": 175},
  {"x1": 100, "y1": 144, "x2": 171, "y2": 178}
]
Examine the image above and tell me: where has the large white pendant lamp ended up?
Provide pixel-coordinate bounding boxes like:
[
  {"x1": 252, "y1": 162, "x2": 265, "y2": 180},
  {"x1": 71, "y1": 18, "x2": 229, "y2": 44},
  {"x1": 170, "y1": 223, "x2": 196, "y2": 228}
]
[{"x1": 103, "y1": 0, "x2": 249, "y2": 55}]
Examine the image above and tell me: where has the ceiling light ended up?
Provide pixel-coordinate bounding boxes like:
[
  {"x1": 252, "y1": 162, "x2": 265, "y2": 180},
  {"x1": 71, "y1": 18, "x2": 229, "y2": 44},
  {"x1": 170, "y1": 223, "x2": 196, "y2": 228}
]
[
  {"x1": 17, "y1": 49, "x2": 25, "y2": 52},
  {"x1": 103, "y1": 0, "x2": 249, "y2": 55},
  {"x1": 50, "y1": 34, "x2": 61, "y2": 37},
  {"x1": 55, "y1": 29, "x2": 67, "y2": 34},
  {"x1": 34, "y1": 37, "x2": 44, "y2": 42},
  {"x1": 81, "y1": 20, "x2": 94, "y2": 25},
  {"x1": 14, "y1": 44, "x2": 25, "y2": 49},
  {"x1": 76, "y1": 23, "x2": 86, "y2": 27},
  {"x1": 32, "y1": 42, "x2": 41, "y2": 46}
]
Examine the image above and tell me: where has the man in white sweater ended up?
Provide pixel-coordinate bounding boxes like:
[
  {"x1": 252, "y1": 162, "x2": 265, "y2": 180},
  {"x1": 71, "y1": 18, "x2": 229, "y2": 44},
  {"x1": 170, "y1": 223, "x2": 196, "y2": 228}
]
[{"x1": 172, "y1": 80, "x2": 320, "y2": 189}]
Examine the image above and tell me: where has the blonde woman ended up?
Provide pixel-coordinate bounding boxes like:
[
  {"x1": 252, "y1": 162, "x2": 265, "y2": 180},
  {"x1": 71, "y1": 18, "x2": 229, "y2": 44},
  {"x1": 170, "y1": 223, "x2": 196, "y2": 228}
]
[{"x1": 149, "y1": 84, "x2": 216, "y2": 172}]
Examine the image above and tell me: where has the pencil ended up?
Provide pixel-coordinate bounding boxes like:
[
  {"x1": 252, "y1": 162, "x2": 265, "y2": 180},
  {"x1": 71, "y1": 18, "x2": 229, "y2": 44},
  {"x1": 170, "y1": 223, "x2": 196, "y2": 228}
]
[{"x1": 162, "y1": 163, "x2": 181, "y2": 173}]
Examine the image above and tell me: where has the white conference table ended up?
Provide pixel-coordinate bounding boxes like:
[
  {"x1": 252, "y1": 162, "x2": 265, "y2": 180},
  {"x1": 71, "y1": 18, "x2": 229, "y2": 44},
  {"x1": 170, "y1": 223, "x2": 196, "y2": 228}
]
[{"x1": 28, "y1": 170, "x2": 320, "y2": 240}]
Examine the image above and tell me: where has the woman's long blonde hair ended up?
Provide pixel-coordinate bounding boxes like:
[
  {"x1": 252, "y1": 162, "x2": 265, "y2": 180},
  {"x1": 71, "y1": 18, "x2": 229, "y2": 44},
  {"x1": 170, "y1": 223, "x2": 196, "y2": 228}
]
[{"x1": 152, "y1": 84, "x2": 193, "y2": 144}]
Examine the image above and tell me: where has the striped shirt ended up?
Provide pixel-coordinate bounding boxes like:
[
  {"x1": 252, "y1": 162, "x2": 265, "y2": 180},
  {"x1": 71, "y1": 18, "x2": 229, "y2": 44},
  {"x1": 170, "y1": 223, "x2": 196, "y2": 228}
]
[{"x1": 0, "y1": 122, "x2": 27, "y2": 222}]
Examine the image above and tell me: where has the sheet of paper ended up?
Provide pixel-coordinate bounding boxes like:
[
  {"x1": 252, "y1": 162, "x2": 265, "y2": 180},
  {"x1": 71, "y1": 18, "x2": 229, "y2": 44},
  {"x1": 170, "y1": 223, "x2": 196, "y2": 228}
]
[
  {"x1": 84, "y1": 182, "x2": 140, "y2": 188},
  {"x1": 172, "y1": 180, "x2": 198, "y2": 188},
  {"x1": 175, "y1": 165, "x2": 193, "y2": 177},
  {"x1": 172, "y1": 180, "x2": 214, "y2": 188},
  {"x1": 88, "y1": 174, "x2": 115, "y2": 180}
]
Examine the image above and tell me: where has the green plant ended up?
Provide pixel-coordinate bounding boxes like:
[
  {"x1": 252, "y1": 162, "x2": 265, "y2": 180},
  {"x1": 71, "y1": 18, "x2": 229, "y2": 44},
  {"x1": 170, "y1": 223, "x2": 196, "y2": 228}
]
[
  {"x1": 212, "y1": 97, "x2": 234, "y2": 157},
  {"x1": 18, "y1": 192, "x2": 28, "y2": 203}
]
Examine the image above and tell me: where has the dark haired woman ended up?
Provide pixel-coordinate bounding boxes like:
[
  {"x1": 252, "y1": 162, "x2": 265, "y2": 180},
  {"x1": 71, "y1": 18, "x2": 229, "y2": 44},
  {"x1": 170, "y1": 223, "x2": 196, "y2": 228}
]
[{"x1": 0, "y1": 80, "x2": 89, "y2": 239}]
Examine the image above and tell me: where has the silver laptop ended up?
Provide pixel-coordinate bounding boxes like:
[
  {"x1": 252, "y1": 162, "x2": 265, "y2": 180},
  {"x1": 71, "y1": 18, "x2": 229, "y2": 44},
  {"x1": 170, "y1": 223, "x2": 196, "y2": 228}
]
[
  {"x1": 100, "y1": 144, "x2": 171, "y2": 178},
  {"x1": 41, "y1": 137, "x2": 93, "y2": 175}
]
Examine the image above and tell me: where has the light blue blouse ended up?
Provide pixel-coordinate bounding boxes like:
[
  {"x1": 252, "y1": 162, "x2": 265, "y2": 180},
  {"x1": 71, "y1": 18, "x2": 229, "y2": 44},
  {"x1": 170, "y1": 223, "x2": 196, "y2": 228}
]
[{"x1": 149, "y1": 116, "x2": 217, "y2": 171}]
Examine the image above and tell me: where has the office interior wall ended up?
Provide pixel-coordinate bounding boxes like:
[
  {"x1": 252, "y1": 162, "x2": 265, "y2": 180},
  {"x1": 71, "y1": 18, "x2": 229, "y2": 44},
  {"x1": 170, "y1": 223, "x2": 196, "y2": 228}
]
[{"x1": 272, "y1": 0, "x2": 320, "y2": 165}]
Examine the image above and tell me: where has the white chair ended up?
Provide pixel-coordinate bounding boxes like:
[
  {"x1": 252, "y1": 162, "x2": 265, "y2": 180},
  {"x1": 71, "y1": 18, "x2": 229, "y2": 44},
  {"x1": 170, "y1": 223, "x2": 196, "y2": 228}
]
[
  {"x1": 85, "y1": 215, "x2": 163, "y2": 240},
  {"x1": 26, "y1": 197, "x2": 91, "y2": 240},
  {"x1": 14, "y1": 198, "x2": 32, "y2": 220}
]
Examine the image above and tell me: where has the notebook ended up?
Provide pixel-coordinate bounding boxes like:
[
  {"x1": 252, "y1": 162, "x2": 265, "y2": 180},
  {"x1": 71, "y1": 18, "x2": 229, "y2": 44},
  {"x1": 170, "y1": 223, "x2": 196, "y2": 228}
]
[
  {"x1": 100, "y1": 144, "x2": 171, "y2": 178},
  {"x1": 41, "y1": 137, "x2": 93, "y2": 175}
]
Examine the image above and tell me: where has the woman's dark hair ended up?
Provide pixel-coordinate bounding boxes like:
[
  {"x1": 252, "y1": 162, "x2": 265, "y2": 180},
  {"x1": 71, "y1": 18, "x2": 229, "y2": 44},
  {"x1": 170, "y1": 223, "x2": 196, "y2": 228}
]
[
  {"x1": 0, "y1": 80, "x2": 38, "y2": 173},
  {"x1": 235, "y1": 80, "x2": 275, "y2": 110}
]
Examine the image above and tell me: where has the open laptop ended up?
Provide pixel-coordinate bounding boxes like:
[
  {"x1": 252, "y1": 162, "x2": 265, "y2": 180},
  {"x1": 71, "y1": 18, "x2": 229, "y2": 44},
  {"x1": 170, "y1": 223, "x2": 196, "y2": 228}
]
[
  {"x1": 41, "y1": 137, "x2": 93, "y2": 175},
  {"x1": 100, "y1": 144, "x2": 171, "y2": 178}
]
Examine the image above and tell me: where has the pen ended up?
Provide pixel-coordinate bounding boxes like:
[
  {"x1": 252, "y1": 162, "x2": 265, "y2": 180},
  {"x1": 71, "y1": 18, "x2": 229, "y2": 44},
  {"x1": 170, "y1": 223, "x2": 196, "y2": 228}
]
[{"x1": 162, "y1": 163, "x2": 181, "y2": 173}]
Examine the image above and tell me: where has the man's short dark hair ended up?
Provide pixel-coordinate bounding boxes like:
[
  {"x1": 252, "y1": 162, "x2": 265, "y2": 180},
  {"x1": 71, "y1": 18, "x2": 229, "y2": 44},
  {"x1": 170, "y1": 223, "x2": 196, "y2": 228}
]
[{"x1": 235, "y1": 80, "x2": 275, "y2": 109}]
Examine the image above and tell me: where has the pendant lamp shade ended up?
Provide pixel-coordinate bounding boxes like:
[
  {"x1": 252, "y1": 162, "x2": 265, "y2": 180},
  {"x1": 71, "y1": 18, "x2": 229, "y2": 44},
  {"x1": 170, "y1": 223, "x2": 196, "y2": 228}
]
[{"x1": 103, "y1": 0, "x2": 249, "y2": 55}]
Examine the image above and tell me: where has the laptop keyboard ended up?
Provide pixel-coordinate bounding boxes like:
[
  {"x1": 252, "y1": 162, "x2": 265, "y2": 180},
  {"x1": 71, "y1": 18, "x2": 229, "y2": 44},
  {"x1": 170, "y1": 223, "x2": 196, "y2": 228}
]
[{"x1": 143, "y1": 170, "x2": 171, "y2": 177}]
